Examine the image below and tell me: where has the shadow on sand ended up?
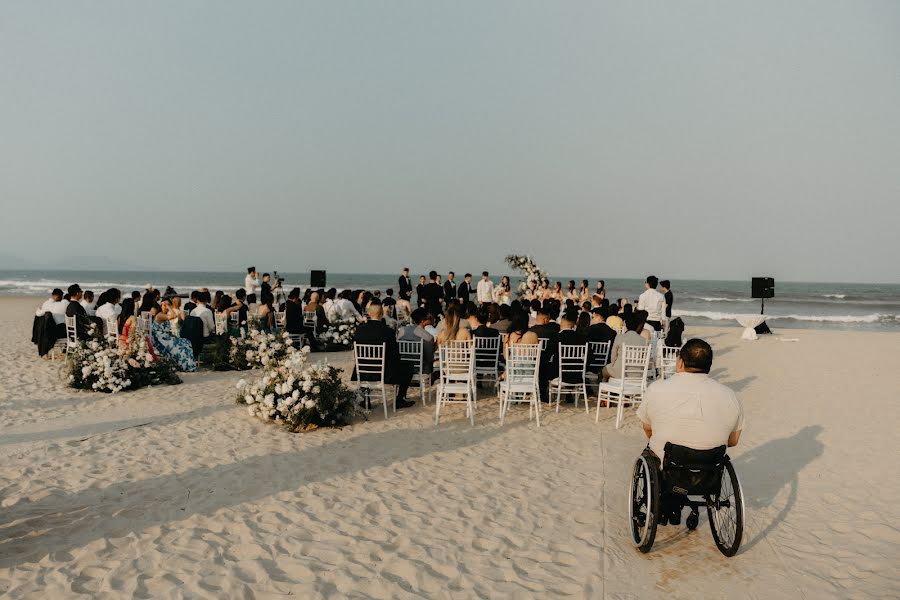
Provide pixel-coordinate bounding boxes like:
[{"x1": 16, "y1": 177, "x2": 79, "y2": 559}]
[
  {"x1": 0, "y1": 420, "x2": 520, "y2": 568},
  {"x1": 734, "y1": 425, "x2": 825, "y2": 552}
]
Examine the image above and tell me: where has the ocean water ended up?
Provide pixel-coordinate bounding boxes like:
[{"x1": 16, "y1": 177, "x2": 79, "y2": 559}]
[{"x1": 3, "y1": 269, "x2": 899, "y2": 332}]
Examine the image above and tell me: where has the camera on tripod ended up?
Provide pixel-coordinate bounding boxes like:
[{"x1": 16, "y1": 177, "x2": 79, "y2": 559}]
[{"x1": 272, "y1": 270, "x2": 285, "y2": 288}]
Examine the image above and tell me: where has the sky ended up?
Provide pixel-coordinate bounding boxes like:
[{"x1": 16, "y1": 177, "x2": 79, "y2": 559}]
[{"x1": 1, "y1": 1, "x2": 899, "y2": 283}]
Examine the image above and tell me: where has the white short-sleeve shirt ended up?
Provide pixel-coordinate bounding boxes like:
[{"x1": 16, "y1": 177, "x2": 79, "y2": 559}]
[{"x1": 637, "y1": 372, "x2": 744, "y2": 464}]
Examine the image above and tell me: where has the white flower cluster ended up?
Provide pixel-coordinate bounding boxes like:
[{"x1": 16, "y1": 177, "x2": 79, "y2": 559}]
[
  {"x1": 71, "y1": 338, "x2": 133, "y2": 393},
  {"x1": 232, "y1": 328, "x2": 294, "y2": 369},
  {"x1": 506, "y1": 254, "x2": 549, "y2": 298},
  {"x1": 238, "y1": 346, "x2": 329, "y2": 420},
  {"x1": 319, "y1": 319, "x2": 358, "y2": 347}
]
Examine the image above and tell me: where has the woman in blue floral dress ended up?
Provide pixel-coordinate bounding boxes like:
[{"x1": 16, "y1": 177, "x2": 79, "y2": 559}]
[{"x1": 152, "y1": 299, "x2": 197, "y2": 371}]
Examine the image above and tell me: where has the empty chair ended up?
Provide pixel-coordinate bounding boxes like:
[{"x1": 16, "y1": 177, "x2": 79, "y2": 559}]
[
  {"x1": 595, "y1": 344, "x2": 651, "y2": 429},
  {"x1": 64, "y1": 315, "x2": 79, "y2": 351},
  {"x1": 353, "y1": 342, "x2": 392, "y2": 419},
  {"x1": 473, "y1": 336, "x2": 502, "y2": 400},
  {"x1": 214, "y1": 312, "x2": 228, "y2": 336},
  {"x1": 550, "y1": 344, "x2": 589, "y2": 413},
  {"x1": 105, "y1": 316, "x2": 120, "y2": 346},
  {"x1": 584, "y1": 340, "x2": 611, "y2": 392},
  {"x1": 498, "y1": 344, "x2": 541, "y2": 427},
  {"x1": 657, "y1": 345, "x2": 680, "y2": 380},
  {"x1": 399, "y1": 339, "x2": 430, "y2": 405},
  {"x1": 275, "y1": 310, "x2": 286, "y2": 329},
  {"x1": 434, "y1": 343, "x2": 475, "y2": 426}
]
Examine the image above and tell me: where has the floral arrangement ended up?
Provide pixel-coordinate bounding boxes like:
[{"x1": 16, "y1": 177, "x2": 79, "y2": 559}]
[
  {"x1": 208, "y1": 328, "x2": 295, "y2": 371},
  {"x1": 237, "y1": 346, "x2": 360, "y2": 432},
  {"x1": 68, "y1": 325, "x2": 181, "y2": 393},
  {"x1": 319, "y1": 319, "x2": 358, "y2": 348},
  {"x1": 505, "y1": 254, "x2": 550, "y2": 298}
]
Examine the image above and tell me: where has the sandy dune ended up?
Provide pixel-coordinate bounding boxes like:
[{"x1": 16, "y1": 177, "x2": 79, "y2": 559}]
[{"x1": 0, "y1": 296, "x2": 897, "y2": 598}]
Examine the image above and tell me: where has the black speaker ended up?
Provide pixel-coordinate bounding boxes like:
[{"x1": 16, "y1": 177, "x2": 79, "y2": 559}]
[
  {"x1": 310, "y1": 270, "x2": 326, "y2": 288},
  {"x1": 751, "y1": 277, "x2": 775, "y2": 299}
]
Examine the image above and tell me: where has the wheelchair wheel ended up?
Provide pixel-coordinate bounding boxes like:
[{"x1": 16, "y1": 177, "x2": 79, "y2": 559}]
[
  {"x1": 629, "y1": 455, "x2": 660, "y2": 553},
  {"x1": 707, "y1": 460, "x2": 744, "y2": 557}
]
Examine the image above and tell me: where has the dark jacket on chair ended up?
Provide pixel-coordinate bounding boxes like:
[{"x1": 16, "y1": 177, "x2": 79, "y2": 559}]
[
  {"x1": 585, "y1": 323, "x2": 617, "y2": 369},
  {"x1": 556, "y1": 328, "x2": 587, "y2": 383}
]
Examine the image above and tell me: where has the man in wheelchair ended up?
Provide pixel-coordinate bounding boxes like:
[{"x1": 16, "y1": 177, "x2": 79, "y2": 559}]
[{"x1": 635, "y1": 339, "x2": 744, "y2": 528}]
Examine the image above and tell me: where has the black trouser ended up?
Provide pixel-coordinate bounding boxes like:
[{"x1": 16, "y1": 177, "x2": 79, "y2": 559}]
[
  {"x1": 386, "y1": 362, "x2": 414, "y2": 400},
  {"x1": 647, "y1": 320, "x2": 662, "y2": 331}
]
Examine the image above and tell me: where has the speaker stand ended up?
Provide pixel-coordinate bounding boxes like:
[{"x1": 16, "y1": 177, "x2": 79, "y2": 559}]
[{"x1": 756, "y1": 297, "x2": 772, "y2": 334}]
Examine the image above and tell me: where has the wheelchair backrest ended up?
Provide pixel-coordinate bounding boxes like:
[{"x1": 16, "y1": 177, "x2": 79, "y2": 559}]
[{"x1": 662, "y1": 443, "x2": 728, "y2": 496}]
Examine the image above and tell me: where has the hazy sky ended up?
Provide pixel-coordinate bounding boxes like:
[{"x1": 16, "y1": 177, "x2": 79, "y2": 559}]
[{"x1": 2, "y1": 2, "x2": 899, "y2": 282}]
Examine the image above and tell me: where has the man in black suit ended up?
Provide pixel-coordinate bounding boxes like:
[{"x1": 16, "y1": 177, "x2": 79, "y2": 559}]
[
  {"x1": 585, "y1": 307, "x2": 617, "y2": 370},
  {"x1": 64, "y1": 284, "x2": 94, "y2": 339},
  {"x1": 398, "y1": 268, "x2": 413, "y2": 303},
  {"x1": 529, "y1": 304, "x2": 559, "y2": 403},
  {"x1": 443, "y1": 271, "x2": 457, "y2": 305},
  {"x1": 284, "y1": 288, "x2": 312, "y2": 340},
  {"x1": 556, "y1": 309, "x2": 587, "y2": 393},
  {"x1": 421, "y1": 271, "x2": 444, "y2": 319},
  {"x1": 353, "y1": 300, "x2": 415, "y2": 409},
  {"x1": 457, "y1": 273, "x2": 474, "y2": 305}
]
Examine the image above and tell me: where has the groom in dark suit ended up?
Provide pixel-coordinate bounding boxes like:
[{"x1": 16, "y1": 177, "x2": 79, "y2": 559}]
[
  {"x1": 457, "y1": 273, "x2": 474, "y2": 305},
  {"x1": 398, "y1": 268, "x2": 413, "y2": 303},
  {"x1": 353, "y1": 300, "x2": 415, "y2": 409}
]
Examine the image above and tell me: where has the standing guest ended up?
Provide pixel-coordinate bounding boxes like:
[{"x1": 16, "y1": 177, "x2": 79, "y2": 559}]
[
  {"x1": 421, "y1": 271, "x2": 445, "y2": 319},
  {"x1": 638, "y1": 275, "x2": 666, "y2": 331},
  {"x1": 661, "y1": 279, "x2": 674, "y2": 321},
  {"x1": 490, "y1": 303, "x2": 512, "y2": 333},
  {"x1": 579, "y1": 280, "x2": 591, "y2": 304},
  {"x1": 353, "y1": 301, "x2": 415, "y2": 409},
  {"x1": 260, "y1": 273, "x2": 272, "y2": 303},
  {"x1": 304, "y1": 291, "x2": 330, "y2": 334},
  {"x1": 397, "y1": 267, "x2": 413, "y2": 315},
  {"x1": 538, "y1": 279, "x2": 551, "y2": 300},
  {"x1": 495, "y1": 275, "x2": 512, "y2": 305},
  {"x1": 443, "y1": 272, "x2": 457, "y2": 305},
  {"x1": 435, "y1": 304, "x2": 472, "y2": 346},
  {"x1": 566, "y1": 280, "x2": 579, "y2": 302},
  {"x1": 476, "y1": 271, "x2": 494, "y2": 305},
  {"x1": 602, "y1": 314, "x2": 649, "y2": 382},
  {"x1": 245, "y1": 267, "x2": 259, "y2": 304},
  {"x1": 398, "y1": 308, "x2": 436, "y2": 375},
  {"x1": 586, "y1": 307, "x2": 617, "y2": 370},
  {"x1": 80, "y1": 291, "x2": 96, "y2": 316},
  {"x1": 256, "y1": 292, "x2": 276, "y2": 332},
  {"x1": 457, "y1": 273, "x2": 474, "y2": 305},
  {"x1": 596, "y1": 280, "x2": 606, "y2": 296},
  {"x1": 415, "y1": 275, "x2": 427, "y2": 307},
  {"x1": 551, "y1": 281, "x2": 564, "y2": 302},
  {"x1": 152, "y1": 299, "x2": 196, "y2": 371},
  {"x1": 37, "y1": 288, "x2": 69, "y2": 325}
]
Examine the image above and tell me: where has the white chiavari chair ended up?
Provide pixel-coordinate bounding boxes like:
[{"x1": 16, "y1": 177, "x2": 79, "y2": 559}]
[
  {"x1": 435, "y1": 342, "x2": 475, "y2": 426},
  {"x1": 399, "y1": 339, "x2": 430, "y2": 405},
  {"x1": 595, "y1": 345, "x2": 651, "y2": 429},
  {"x1": 354, "y1": 343, "x2": 392, "y2": 418},
  {"x1": 551, "y1": 344, "x2": 589, "y2": 413},
  {"x1": 498, "y1": 344, "x2": 541, "y2": 427},
  {"x1": 472, "y1": 335, "x2": 502, "y2": 401}
]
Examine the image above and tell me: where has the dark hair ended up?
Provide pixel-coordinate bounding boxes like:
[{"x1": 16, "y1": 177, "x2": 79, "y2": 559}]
[
  {"x1": 592, "y1": 306, "x2": 608, "y2": 320},
  {"x1": 190, "y1": 290, "x2": 200, "y2": 301},
  {"x1": 634, "y1": 310, "x2": 648, "y2": 334},
  {"x1": 530, "y1": 299, "x2": 541, "y2": 312},
  {"x1": 646, "y1": 275, "x2": 659, "y2": 289},
  {"x1": 665, "y1": 317, "x2": 685, "y2": 347},
  {"x1": 118, "y1": 298, "x2": 135, "y2": 332},
  {"x1": 475, "y1": 305, "x2": 490, "y2": 324},
  {"x1": 131, "y1": 291, "x2": 141, "y2": 300},
  {"x1": 248, "y1": 266, "x2": 255, "y2": 274},
  {"x1": 410, "y1": 308, "x2": 428, "y2": 324},
  {"x1": 482, "y1": 271, "x2": 489, "y2": 277},
  {"x1": 487, "y1": 303, "x2": 500, "y2": 324},
  {"x1": 568, "y1": 280, "x2": 576, "y2": 290},
  {"x1": 561, "y1": 307, "x2": 579, "y2": 324},
  {"x1": 448, "y1": 271, "x2": 454, "y2": 276},
  {"x1": 139, "y1": 293, "x2": 157, "y2": 314},
  {"x1": 261, "y1": 292, "x2": 274, "y2": 308},
  {"x1": 597, "y1": 280, "x2": 605, "y2": 290},
  {"x1": 576, "y1": 312, "x2": 590, "y2": 334},
  {"x1": 428, "y1": 270, "x2": 437, "y2": 280},
  {"x1": 235, "y1": 288, "x2": 246, "y2": 301},
  {"x1": 83, "y1": 290, "x2": 94, "y2": 301},
  {"x1": 464, "y1": 273, "x2": 472, "y2": 278},
  {"x1": 288, "y1": 287, "x2": 300, "y2": 300},
  {"x1": 498, "y1": 303, "x2": 511, "y2": 320},
  {"x1": 201, "y1": 291, "x2": 212, "y2": 304},
  {"x1": 217, "y1": 294, "x2": 233, "y2": 311},
  {"x1": 386, "y1": 288, "x2": 394, "y2": 296},
  {"x1": 624, "y1": 313, "x2": 639, "y2": 332},
  {"x1": 681, "y1": 338, "x2": 713, "y2": 373},
  {"x1": 509, "y1": 312, "x2": 530, "y2": 335},
  {"x1": 660, "y1": 279, "x2": 671, "y2": 289},
  {"x1": 622, "y1": 303, "x2": 633, "y2": 320}
]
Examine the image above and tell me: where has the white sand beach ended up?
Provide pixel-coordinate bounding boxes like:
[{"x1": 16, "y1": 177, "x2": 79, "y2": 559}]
[{"x1": 1, "y1": 296, "x2": 897, "y2": 598}]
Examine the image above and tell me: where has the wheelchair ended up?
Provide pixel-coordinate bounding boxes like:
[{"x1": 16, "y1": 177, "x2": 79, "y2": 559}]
[{"x1": 629, "y1": 442, "x2": 744, "y2": 556}]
